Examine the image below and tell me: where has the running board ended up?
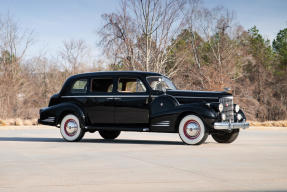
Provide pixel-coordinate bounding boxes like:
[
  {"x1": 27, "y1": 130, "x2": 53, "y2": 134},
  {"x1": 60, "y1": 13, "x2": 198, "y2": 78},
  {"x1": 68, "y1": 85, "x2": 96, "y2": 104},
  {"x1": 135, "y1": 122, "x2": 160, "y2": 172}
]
[{"x1": 85, "y1": 126, "x2": 150, "y2": 132}]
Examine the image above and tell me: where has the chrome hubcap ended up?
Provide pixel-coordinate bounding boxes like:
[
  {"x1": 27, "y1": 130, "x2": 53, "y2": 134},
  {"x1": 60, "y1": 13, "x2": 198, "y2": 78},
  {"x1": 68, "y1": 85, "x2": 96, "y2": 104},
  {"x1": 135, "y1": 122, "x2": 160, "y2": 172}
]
[
  {"x1": 184, "y1": 120, "x2": 201, "y2": 139},
  {"x1": 64, "y1": 119, "x2": 78, "y2": 136}
]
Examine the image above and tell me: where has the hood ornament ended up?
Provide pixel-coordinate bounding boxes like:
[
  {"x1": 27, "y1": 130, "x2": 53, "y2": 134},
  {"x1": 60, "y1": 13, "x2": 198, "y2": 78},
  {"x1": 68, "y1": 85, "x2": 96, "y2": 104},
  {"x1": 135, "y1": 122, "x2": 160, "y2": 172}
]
[{"x1": 224, "y1": 87, "x2": 231, "y2": 92}]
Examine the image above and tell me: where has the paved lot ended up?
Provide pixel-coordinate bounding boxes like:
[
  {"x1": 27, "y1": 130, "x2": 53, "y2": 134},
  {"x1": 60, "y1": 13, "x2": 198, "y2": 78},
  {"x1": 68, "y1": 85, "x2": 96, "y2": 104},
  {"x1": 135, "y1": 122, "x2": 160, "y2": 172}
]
[{"x1": 0, "y1": 126, "x2": 287, "y2": 192}]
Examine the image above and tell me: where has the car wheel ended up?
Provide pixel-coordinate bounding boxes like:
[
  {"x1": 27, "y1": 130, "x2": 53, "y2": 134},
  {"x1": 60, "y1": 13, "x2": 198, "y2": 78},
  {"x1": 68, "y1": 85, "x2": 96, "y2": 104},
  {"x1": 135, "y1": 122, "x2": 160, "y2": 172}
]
[
  {"x1": 178, "y1": 115, "x2": 208, "y2": 145},
  {"x1": 99, "y1": 130, "x2": 121, "y2": 140},
  {"x1": 211, "y1": 129, "x2": 239, "y2": 143},
  {"x1": 60, "y1": 114, "x2": 85, "y2": 142}
]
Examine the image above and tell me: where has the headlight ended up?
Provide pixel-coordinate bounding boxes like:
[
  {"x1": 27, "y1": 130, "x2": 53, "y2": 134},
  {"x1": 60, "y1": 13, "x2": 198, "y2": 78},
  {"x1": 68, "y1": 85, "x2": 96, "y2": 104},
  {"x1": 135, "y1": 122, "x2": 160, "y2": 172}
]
[
  {"x1": 237, "y1": 113, "x2": 242, "y2": 121},
  {"x1": 235, "y1": 104, "x2": 240, "y2": 113},
  {"x1": 218, "y1": 103, "x2": 224, "y2": 112},
  {"x1": 221, "y1": 113, "x2": 226, "y2": 121}
]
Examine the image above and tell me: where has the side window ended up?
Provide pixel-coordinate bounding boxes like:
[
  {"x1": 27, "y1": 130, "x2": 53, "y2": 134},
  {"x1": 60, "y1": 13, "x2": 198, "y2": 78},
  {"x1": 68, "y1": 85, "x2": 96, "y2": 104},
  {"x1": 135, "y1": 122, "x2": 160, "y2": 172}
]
[
  {"x1": 118, "y1": 78, "x2": 146, "y2": 93},
  {"x1": 70, "y1": 79, "x2": 88, "y2": 94},
  {"x1": 91, "y1": 78, "x2": 114, "y2": 93}
]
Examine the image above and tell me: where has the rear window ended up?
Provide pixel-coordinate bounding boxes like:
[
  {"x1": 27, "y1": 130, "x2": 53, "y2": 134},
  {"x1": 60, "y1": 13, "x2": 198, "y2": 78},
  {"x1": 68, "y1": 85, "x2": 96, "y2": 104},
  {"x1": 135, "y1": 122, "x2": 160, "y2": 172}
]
[
  {"x1": 70, "y1": 79, "x2": 88, "y2": 94},
  {"x1": 91, "y1": 78, "x2": 114, "y2": 93}
]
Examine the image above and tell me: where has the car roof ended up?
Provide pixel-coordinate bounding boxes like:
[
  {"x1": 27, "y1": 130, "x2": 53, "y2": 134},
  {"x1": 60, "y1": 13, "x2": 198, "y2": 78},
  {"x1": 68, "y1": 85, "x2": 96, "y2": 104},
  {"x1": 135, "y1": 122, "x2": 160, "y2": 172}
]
[
  {"x1": 69, "y1": 71, "x2": 162, "y2": 79},
  {"x1": 60, "y1": 71, "x2": 163, "y2": 95}
]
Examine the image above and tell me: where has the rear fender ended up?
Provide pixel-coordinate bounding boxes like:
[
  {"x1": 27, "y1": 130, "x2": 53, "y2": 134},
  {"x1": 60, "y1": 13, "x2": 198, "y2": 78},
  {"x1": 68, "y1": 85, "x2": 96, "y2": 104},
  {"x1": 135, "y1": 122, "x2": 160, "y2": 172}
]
[{"x1": 40, "y1": 102, "x2": 86, "y2": 126}]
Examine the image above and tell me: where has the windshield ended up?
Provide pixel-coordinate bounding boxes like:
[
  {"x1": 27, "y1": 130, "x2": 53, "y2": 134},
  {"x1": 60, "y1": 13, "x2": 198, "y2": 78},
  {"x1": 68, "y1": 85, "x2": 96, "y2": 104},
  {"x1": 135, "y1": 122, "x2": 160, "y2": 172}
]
[{"x1": 146, "y1": 76, "x2": 177, "y2": 91}]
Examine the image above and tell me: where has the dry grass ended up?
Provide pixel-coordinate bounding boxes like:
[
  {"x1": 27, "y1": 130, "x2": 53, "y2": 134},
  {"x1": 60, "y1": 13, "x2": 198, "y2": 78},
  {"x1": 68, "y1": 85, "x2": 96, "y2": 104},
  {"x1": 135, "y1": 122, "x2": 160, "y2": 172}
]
[
  {"x1": 250, "y1": 120, "x2": 287, "y2": 128},
  {"x1": 0, "y1": 119, "x2": 38, "y2": 126}
]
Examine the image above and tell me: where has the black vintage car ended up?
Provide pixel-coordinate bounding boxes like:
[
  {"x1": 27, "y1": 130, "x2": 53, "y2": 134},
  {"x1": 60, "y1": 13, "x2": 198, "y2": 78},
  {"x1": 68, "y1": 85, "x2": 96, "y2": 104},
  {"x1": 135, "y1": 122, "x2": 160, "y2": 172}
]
[{"x1": 38, "y1": 71, "x2": 249, "y2": 145}]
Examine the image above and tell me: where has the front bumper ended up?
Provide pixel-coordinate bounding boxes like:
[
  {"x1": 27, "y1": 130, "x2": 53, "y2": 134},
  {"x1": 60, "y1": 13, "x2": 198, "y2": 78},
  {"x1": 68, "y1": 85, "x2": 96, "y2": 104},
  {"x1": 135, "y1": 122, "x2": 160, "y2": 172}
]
[{"x1": 214, "y1": 121, "x2": 249, "y2": 130}]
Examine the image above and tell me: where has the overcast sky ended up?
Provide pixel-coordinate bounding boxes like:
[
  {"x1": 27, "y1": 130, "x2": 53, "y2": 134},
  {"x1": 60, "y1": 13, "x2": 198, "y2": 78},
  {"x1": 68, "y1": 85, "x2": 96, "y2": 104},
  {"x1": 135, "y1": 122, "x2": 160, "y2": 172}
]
[{"x1": 0, "y1": 0, "x2": 286, "y2": 59}]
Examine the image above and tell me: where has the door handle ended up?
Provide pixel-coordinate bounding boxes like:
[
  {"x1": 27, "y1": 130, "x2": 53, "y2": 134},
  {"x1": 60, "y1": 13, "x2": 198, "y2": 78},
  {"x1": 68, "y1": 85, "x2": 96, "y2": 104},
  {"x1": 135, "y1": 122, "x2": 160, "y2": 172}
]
[
  {"x1": 114, "y1": 97, "x2": 121, "y2": 100},
  {"x1": 106, "y1": 98, "x2": 113, "y2": 100}
]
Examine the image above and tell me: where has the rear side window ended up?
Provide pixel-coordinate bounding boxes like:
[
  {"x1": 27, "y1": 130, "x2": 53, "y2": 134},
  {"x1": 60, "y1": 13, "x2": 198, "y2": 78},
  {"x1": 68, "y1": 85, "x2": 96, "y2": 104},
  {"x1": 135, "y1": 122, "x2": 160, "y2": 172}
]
[
  {"x1": 91, "y1": 78, "x2": 114, "y2": 93},
  {"x1": 70, "y1": 79, "x2": 88, "y2": 94}
]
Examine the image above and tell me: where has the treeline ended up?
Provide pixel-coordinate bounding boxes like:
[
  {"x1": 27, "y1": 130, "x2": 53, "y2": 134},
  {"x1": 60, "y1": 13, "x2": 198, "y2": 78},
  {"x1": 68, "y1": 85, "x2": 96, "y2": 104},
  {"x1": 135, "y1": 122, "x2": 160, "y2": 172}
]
[
  {"x1": 0, "y1": 15, "x2": 104, "y2": 119},
  {"x1": 0, "y1": 0, "x2": 287, "y2": 121}
]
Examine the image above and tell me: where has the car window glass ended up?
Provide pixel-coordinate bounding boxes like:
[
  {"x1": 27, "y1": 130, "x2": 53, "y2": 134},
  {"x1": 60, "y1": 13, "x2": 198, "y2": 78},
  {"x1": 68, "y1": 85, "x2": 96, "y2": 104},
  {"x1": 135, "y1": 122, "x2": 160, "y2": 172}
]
[
  {"x1": 146, "y1": 76, "x2": 177, "y2": 91},
  {"x1": 118, "y1": 78, "x2": 146, "y2": 93},
  {"x1": 70, "y1": 79, "x2": 88, "y2": 94},
  {"x1": 91, "y1": 78, "x2": 113, "y2": 93}
]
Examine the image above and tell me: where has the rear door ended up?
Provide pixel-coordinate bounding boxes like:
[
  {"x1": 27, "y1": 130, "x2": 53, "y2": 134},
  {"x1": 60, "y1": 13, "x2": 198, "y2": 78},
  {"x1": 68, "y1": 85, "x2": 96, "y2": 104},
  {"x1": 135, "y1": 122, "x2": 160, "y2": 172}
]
[
  {"x1": 86, "y1": 77, "x2": 116, "y2": 125},
  {"x1": 114, "y1": 76, "x2": 150, "y2": 124}
]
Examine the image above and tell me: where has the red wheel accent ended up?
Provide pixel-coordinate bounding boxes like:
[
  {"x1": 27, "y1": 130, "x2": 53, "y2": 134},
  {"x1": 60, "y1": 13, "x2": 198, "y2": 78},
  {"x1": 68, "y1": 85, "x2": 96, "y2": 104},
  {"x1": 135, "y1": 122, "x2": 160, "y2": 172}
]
[
  {"x1": 183, "y1": 120, "x2": 201, "y2": 139},
  {"x1": 64, "y1": 119, "x2": 77, "y2": 136}
]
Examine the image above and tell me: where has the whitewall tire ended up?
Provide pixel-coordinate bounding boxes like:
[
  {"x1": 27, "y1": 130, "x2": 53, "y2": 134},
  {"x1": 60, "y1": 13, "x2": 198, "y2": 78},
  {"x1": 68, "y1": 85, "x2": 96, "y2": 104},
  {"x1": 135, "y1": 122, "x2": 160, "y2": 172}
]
[
  {"x1": 60, "y1": 114, "x2": 85, "y2": 142},
  {"x1": 178, "y1": 115, "x2": 208, "y2": 145}
]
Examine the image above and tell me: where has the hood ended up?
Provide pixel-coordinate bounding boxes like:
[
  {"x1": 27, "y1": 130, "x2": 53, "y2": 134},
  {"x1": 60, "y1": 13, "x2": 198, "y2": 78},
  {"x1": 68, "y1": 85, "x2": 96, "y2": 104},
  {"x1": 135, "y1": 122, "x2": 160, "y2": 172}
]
[{"x1": 167, "y1": 90, "x2": 232, "y2": 100}]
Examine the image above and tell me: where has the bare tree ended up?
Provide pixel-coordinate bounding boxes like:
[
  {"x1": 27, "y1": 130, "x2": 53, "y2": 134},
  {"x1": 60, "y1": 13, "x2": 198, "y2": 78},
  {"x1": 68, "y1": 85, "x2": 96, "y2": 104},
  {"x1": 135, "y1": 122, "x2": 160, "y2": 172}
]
[
  {"x1": 59, "y1": 39, "x2": 88, "y2": 74},
  {"x1": 180, "y1": 0, "x2": 209, "y2": 88},
  {"x1": 99, "y1": 0, "x2": 186, "y2": 77},
  {"x1": 0, "y1": 14, "x2": 33, "y2": 118},
  {"x1": 182, "y1": 0, "x2": 203, "y2": 69},
  {"x1": 198, "y1": 7, "x2": 237, "y2": 86}
]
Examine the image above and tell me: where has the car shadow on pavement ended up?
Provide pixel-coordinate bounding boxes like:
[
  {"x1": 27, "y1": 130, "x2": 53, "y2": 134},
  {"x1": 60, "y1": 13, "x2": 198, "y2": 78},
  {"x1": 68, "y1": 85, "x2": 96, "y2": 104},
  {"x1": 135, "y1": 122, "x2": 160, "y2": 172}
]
[
  {"x1": 0, "y1": 137, "x2": 184, "y2": 145},
  {"x1": 82, "y1": 138, "x2": 184, "y2": 145}
]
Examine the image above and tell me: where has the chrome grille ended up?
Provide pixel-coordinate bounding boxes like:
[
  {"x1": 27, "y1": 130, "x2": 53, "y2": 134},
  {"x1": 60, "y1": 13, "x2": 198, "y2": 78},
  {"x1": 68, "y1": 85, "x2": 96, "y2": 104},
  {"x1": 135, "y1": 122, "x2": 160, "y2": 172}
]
[{"x1": 219, "y1": 97, "x2": 234, "y2": 122}]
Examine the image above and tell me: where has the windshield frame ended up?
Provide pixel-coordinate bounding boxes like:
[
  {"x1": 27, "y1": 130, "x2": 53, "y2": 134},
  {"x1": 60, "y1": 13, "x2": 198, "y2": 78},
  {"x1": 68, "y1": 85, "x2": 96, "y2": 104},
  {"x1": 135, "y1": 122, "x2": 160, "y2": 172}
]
[{"x1": 146, "y1": 75, "x2": 177, "y2": 91}]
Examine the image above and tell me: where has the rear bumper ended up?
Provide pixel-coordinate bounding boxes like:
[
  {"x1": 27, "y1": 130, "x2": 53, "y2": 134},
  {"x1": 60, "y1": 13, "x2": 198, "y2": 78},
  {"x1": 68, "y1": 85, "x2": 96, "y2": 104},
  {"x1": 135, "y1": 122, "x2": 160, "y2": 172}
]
[{"x1": 214, "y1": 121, "x2": 249, "y2": 130}]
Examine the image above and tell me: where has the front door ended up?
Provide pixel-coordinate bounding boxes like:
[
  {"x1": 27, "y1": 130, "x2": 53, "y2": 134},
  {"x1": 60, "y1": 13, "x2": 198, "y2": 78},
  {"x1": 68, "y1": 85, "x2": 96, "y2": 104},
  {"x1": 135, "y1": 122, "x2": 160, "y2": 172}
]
[
  {"x1": 87, "y1": 77, "x2": 115, "y2": 125},
  {"x1": 114, "y1": 77, "x2": 150, "y2": 124}
]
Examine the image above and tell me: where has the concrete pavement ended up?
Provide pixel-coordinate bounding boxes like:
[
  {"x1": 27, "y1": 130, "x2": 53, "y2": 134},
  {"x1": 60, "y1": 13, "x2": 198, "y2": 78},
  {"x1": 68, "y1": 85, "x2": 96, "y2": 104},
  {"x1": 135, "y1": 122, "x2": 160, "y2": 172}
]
[{"x1": 0, "y1": 126, "x2": 287, "y2": 192}]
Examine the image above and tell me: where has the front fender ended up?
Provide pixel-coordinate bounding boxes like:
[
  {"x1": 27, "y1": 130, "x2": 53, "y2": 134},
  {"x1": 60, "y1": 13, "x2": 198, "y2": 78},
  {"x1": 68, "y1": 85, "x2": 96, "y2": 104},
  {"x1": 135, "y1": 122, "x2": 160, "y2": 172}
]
[
  {"x1": 150, "y1": 101, "x2": 217, "y2": 132},
  {"x1": 176, "y1": 103, "x2": 217, "y2": 119},
  {"x1": 38, "y1": 102, "x2": 86, "y2": 126}
]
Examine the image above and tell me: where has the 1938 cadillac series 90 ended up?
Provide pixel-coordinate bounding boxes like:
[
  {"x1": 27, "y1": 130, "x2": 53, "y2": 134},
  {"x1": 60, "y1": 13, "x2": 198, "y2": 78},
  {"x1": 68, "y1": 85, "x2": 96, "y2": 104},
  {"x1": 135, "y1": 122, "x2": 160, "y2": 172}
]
[{"x1": 38, "y1": 71, "x2": 249, "y2": 145}]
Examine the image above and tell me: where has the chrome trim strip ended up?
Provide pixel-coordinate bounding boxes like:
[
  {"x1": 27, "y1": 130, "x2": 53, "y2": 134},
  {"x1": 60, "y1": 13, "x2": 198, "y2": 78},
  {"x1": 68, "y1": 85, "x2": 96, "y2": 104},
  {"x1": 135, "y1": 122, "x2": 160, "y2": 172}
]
[
  {"x1": 62, "y1": 95, "x2": 221, "y2": 99},
  {"x1": 41, "y1": 117, "x2": 55, "y2": 123},
  {"x1": 171, "y1": 90, "x2": 232, "y2": 94},
  {"x1": 154, "y1": 122, "x2": 170, "y2": 124},
  {"x1": 175, "y1": 96, "x2": 218, "y2": 99},
  {"x1": 114, "y1": 95, "x2": 149, "y2": 98},
  {"x1": 152, "y1": 125, "x2": 170, "y2": 127},
  {"x1": 42, "y1": 119, "x2": 55, "y2": 122},
  {"x1": 62, "y1": 95, "x2": 149, "y2": 98},
  {"x1": 152, "y1": 121, "x2": 170, "y2": 127}
]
